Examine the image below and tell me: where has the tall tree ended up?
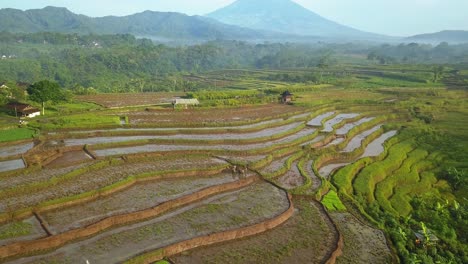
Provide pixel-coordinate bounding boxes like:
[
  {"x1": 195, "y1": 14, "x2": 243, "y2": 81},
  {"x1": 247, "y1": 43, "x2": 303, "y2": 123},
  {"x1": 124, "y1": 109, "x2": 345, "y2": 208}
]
[{"x1": 27, "y1": 80, "x2": 64, "y2": 115}]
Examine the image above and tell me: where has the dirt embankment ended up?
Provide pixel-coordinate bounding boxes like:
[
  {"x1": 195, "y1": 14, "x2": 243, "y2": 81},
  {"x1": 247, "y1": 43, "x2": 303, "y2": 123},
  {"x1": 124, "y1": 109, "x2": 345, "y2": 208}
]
[{"x1": 0, "y1": 176, "x2": 261, "y2": 261}]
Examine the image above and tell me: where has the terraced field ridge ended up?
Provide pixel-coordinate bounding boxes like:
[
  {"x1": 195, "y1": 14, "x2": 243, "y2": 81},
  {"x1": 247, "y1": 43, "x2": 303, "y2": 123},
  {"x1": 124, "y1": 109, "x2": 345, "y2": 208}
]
[{"x1": 0, "y1": 105, "x2": 401, "y2": 263}]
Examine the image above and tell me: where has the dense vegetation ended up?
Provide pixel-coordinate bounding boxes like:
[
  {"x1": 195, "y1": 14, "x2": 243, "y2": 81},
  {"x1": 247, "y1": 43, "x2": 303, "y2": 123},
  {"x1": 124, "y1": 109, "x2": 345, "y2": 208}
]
[
  {"x1": 1, "y1": 32, "x2": 468, "y2": 94},
  {"x1": 0, "y1": 30, "x2": 467, "y2": 264}
]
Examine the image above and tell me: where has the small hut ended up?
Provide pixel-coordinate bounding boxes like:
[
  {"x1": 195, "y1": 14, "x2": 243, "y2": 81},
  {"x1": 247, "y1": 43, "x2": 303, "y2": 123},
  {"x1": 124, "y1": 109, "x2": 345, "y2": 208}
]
[
  {"x1": 281, "y1": 91, "x2": 293, "y2": 104},
  {"x1": 172, "y1": 98, "x2": 200, "y2": 109},
  {"x1": 6, "y1": 102, "x2": 41, "y2": 118}
]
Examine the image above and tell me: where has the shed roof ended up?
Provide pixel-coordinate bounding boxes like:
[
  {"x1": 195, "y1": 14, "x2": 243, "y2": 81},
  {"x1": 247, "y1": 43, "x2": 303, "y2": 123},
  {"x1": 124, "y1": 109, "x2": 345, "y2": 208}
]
[{"x1": 173, "y1": 99, "x2": 200, "y2": 105}]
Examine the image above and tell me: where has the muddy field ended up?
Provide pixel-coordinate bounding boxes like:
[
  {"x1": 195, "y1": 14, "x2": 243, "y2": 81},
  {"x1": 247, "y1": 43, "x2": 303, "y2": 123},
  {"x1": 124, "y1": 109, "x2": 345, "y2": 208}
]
[
  {"x1": 0, "y1": 159, "x2": 25, "y2": 173},
  {"x1": 319, "y1": 163, "x2": 350, "y2": 178},
  {"x1": 276, "y1": 160, "x2": 304, "y2": 189},
  {"x1": 1, "y1": 157, "x2": 226, "y2": 212},
  {"x1": 307, "y1": 112, "x2": 335, "y2": 126},
  {"x1": 331, "y1": 212, "x2": 392, "y2": 264},
  {"x1": 361, "y1": 131, "x2": 398, "y2": 158},
  {"x1": 0, "y1": 217, "x2": 46, "y2": 246},
  {"x1": 43, "y1": 172, "x2": 246, "y2": 233},
  {"x1": 341, "y1": 125, "x2": 382, "y2": 153},
  {"x1": 62, "y1": 122, "x2": 304, "y2": 147},
  {"x1": 93, "y1": 128, "x2": 317, "y2": 157},
  {"x1": 173, "y1": 198, "x2": 337, "y2": 264},
  {"x1": 335, "y1": 117, "x2": 375, "y2": 136},
  {"x1": 45, "y1": 151, "x2": 94, "y2": 168},
  {"x1": 322, "y1": 113, "x2": 360, "y2": 133},
  {"x1": 0, "y1": 105, "x2": 400, "y2": 264},
  {"x1": 11, "y1": 182, "x2": 289, "y2": 264},
  {"x1": 76, "y1": 92, "x2": 186, "y2": 108},
  {"x1": 0, "y1": 142, "x2": 34, "y2": 159},
  {"x1": 124, "y1": 104, "x2": 304, "y2": 125}
]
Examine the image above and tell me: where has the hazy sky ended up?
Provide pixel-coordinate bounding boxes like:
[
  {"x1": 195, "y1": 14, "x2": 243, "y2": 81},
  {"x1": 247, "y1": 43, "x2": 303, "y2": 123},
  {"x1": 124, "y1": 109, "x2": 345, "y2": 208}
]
[{"x1": 1, "y1": 0, "x2": 467, "y2": 36}]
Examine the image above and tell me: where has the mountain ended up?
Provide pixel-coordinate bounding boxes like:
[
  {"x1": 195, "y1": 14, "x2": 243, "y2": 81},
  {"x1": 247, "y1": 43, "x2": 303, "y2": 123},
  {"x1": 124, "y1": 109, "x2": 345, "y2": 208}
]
[
  {"x1": 407, "y1": 30, "x2": 468, "y2": 44},
  {"x1": 0, "y1": 6, "x2": 284, "y2": 41},
  {"x1": 206, "y1": 0, "x2": 387, "y2": 40}
]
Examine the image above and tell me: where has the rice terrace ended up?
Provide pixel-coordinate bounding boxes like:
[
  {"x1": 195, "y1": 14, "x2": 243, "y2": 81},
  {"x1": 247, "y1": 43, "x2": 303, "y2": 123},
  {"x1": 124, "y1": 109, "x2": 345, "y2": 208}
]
[
  {"x1": 0, "y1": 0, "x2": 468, "y2": 263},
  {"x1": 0, "y1": 65, "x2": 467, "y2": 264}
]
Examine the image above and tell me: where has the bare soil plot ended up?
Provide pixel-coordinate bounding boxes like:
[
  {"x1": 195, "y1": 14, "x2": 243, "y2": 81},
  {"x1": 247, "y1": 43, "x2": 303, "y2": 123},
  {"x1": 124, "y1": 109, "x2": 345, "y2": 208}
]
[
  {"x1": 93, "y1": 128, "x2": 317, "y2": 157},
  {"x1": 65, "y1": 112, "x2": 311, "y2": 134},
  {"x1": 335, "y1": 117, "x2": 375, "y2": 136},
  {"x1": 0, "y1": 163, "x2": 88, "y2": 192},
  {"x1": 45, "y1": 151, "x2": 93, "y2": 168},
  {"x1": 13, "y1": 182, "x2": 289, "y2": 264},
  {"x1": 361, "y1": 131, "x2": 398, "y2": 158},
  {"x1": 0, "y1": 159, "x2": 25, "y2": 173},
  {"x1": 307, "y1": 112, "x2": 335, "y2": 126},
  {"x1": 276, "y1": 161, "x2": 304, "y2": 189},
  {"x1": 172, "y1": 198, "x2": 338, "y2": 264},
  {"x1": 75, "y1": 92, "x2": 185, "y2": 108},
  {"x1": 322, "y1": 113, "x2": 360, "y2": 133},
  {"x1": 1, "y1": 157, "x2": 226, "y2": 213},
  {"x1": 43, "y1": 172, "x2": 246, "y2": 233},
  {"x1": 0, "y1": 142, "x2": 34, "y2": 159},
  {"x1": 62, "y1": 122, "x2": 304, "y2": 147},
  {"x1": 331, "y1": 212, "x2": 392, "y2": 264},
  {"x1": 0, "y1": 217, "x2": 46, "y2": 246},
  {"x1": 341, "y1": 125, "x2": 383, "y2": 153},
  {"x1": 125, "y1": 104, "x2": 302, "y2": 125}
]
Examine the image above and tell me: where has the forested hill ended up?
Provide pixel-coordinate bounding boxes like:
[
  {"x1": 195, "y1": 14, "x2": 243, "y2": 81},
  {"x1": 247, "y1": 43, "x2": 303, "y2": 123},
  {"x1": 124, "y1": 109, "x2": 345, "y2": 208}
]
[
  {"x1": 407, "y1": 30, "x2": 468, "y2": 44},
  {"x1": 0, "y1": 6, "x2": 282, "y2": 41}
]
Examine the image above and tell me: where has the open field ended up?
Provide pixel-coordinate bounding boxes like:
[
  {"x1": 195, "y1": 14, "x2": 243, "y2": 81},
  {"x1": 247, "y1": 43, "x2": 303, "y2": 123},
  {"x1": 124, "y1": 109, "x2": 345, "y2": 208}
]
[
  {"x1": 0, "y1": 67, "x2": 466, "y2": 264},
  {"x1": 75, "y1": 92, "x2": 186, "y2": 108}
]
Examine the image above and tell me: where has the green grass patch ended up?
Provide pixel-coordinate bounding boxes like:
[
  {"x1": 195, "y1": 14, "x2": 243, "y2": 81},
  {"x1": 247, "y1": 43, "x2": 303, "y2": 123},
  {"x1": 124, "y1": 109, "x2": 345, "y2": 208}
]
[
  {"x1": 0, "y1": 128, "x2": 36, "y2": 143},
  {"x1": 321, "y1": 190, "x2": 346, "y2": 211},
  {"x1": 0, "y1": 221, "x2": 32, "y2": 240}
]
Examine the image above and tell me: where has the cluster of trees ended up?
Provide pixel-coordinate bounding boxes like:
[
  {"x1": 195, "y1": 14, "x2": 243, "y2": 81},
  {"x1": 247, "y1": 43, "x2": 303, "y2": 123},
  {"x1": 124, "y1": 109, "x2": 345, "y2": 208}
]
[
  {"x1": 368, "y1": 42, "x2": 468, "y2": 64},
  {"x1": 1, "y1": 80, "x2": 65, "y2": 116},
  {"x1": 1, "y1": 32, "x2": 468, "y2": 93}
]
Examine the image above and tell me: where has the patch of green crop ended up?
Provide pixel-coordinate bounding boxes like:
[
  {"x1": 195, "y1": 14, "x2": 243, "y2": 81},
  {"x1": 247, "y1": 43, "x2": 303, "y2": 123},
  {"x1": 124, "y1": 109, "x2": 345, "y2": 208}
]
[
  {"x1": 0, "y1": 127, "x2": 36, "y2": 142},
  {"x1": 0, "y1": 221, "x2": 32, "y2": 240},
  {"x1": 321, "y1": 190, "x2": 346, "y2": 211}
]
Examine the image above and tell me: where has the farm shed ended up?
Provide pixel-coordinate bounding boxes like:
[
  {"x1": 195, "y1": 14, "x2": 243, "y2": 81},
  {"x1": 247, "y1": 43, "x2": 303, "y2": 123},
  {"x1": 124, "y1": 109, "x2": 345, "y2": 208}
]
[
  {"x1": 281, "y1": 91, "x2": 293, "y2": 104},
  {"x1": 6, "y1": 102, "x2": 41, "y2": 118},
  {"x1": 172, "y1": 98, "x2": 200, "y2": 109}
]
